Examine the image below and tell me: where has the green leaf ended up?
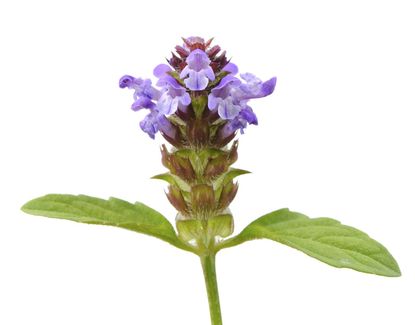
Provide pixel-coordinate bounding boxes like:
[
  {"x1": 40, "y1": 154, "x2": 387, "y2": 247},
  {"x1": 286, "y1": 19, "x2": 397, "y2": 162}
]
[
  {"x1": 21, "y1": 194, "x2": 195, "y2": 253},
  {"x1": 218, "y1": 209, "x2": 401, "y2": 277}
]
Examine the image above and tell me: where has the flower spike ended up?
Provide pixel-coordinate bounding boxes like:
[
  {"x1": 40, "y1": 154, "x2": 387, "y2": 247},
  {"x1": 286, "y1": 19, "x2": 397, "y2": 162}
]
[{"x1": 120, "y1": 37, "x2": 276, "y2": 142}]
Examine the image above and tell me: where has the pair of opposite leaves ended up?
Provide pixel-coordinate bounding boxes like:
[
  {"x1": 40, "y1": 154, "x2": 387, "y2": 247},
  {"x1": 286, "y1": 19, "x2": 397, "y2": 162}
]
[{"x1": 21, "y1": 194, "x2": 400, "y2": 277}]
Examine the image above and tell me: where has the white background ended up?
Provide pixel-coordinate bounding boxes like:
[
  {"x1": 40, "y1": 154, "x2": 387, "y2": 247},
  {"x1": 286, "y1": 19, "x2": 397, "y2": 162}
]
[{"x1": 1, "y1": 0, "x2": 414, "y2": 324}]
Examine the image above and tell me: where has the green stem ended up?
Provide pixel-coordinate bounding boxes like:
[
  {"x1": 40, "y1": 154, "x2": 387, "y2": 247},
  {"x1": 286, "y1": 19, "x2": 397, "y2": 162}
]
[{"x1": 200, "y1": 253, "x2": 223, "y2": 325}]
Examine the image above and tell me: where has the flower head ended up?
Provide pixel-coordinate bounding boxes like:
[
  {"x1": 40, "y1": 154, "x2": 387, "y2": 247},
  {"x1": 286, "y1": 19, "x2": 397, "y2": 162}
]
[{"x1": 119, "y1": 37, "x2": 276, "y2": 145}]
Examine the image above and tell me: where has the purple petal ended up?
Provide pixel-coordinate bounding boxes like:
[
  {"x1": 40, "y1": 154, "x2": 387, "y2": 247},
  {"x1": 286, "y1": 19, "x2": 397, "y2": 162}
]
[
  {"x1": 139, "y1": 111, "x2": 159, "y2": 139},
  {"x1": 218, "y1": 97, "x2": 241, "y2": 120},
  {"x1": 144, "y1": 86, "x2": 161, "y2": 101},
  {"x1": 208, "y1": 93, "x2": 220, "y2": 110},
  {"x1": 125, "y1": 78, "x2": 160, "y2": 101},
  {"x1": 240, "y1": 73, "x2": 260, "y2": 83},
  {"x1": 179, "y1": 66, "x2": 189, "y2": 79},
  {"x1": 119, "y1": 75, "x2": 135, "y2": 88},
  {"x1": 260, "y1": 77, "x2": 277, "y2": 97},
  {"x1": 157, "y1": 75, "x2": 184, "y2": 90},
  {"x1": 240, "y1": 106, "x2": 258, "y2": 125},
  {"x1": 219, "y1": 109, "x2": 256, "y2": 138},
  {"x1": 139, "y1": 111, "x2": 177, "y2": 139},
  {"x1": 157, "y1": 94, "x2": 179, "y2": 115},
  {"x1": 238, "y1": 75, "x2": 277, "y2": 99},
  {"x1": 153, "y1": 64, "x2": 172, "y2": 78},
  {"x1": 184, "y1": 70, "x2": 209, "y2": 91},
  {"x1": 230, "y1": 118, "x2": 248, "y2": 134},
  {"x1": 219, "y1": 119, "x2": 245, "y2": 139},
  {"x1": 213, "y1": 75, "x2": 241, "y2": 92},
  {"x1": 131, "y1": 97, "x2": 155, "y2": 111},
  {"x1": 179, "y1": 92, "x2": 191, "y2": 106},
  {"x1": 186, "y1": 49, "x2": 211, "y2": 71},
  {"x1": 157, "y1": 115, "x2": 177, "y2": 139},
  {"x1": 204, "y1": 66, "x2": 215, "y2": 80},
  {"x1": 223, "y1": 62, "x2": 238, "y2": 75}
]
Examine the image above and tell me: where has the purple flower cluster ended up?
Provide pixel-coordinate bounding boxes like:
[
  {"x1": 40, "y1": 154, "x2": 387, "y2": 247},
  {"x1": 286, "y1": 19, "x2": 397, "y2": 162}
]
[{"x1": 120, "y1": 37, "x2": 276, "y2": 141}]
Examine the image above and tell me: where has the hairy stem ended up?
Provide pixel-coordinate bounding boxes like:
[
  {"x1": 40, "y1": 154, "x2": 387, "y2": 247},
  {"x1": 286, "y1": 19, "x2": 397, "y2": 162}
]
[{"x1": 200, "y1": 253, "x2": 223, "y2": 325}]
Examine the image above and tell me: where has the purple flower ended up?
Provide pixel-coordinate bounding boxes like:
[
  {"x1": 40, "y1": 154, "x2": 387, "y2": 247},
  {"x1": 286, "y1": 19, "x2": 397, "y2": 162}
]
[
  {"x1": 239, "y1": 106, "x2": 258, "y2": 126},
  {"x1": 208, "y1": 73, "x2": 276, "y2": 123},
  {"x1": 139, "y1": 111, "x2": 159, "y2": 139},
  {"x1": 154, "y1": 64, "x2": 191, "y2": 115},
  {"x1": 120, "y1": 37, "x2": 277, "y2": 140},
  {"x1": 222, "y1": 62, "x2": 238, "y2": 75},
  {"x1": 208, "y1": 75, "x2": 242, "y2": 119},
  {"x1": 139, "y1": 111, "x2": 177, "y2": 139},
  {"x1": 119, "y1": 75, "x2": 160, "y2": 100},
  {"x1": 119, "y1": 75, "x2": 160, "y2": 111},
  {"x1": 119, "y1": 75, "x2": 135, "y2": 88},
  {"x1": 153, "y1": 64, "x2": 172, "y2": 78},
  {"x1": 212, "y1": 96, "x2": 242, "y2": 120},
  {"x1": 238, "y1": 73, "x2": 277, "y2": 100},
  {"x1": 219, "y1": 107, "x2": 258, "y2": 139},
  {"x1": 180, "y1": 49, "x2": 215, "y2": 90},
  {"x1": 131, "y1": 96, "x2": 156, "y2": 111},
  {"x1": 120, "y1": 72, "x2": 181, "y2": 138}
]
